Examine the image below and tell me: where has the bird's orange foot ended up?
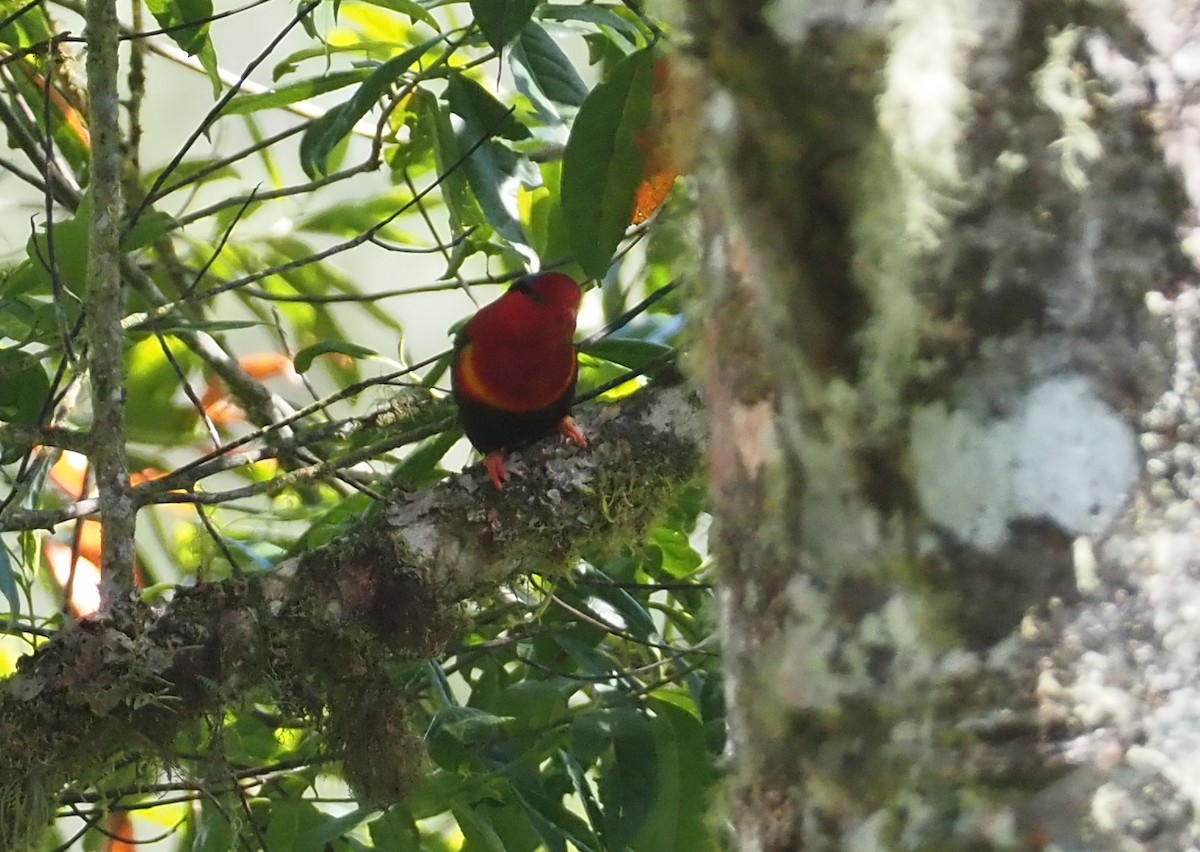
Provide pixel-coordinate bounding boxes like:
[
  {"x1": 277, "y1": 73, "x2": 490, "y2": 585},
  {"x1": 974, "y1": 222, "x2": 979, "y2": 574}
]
[
  {"x1": 484, "y1": 452, "x2": 510, "y2": 489},
  {"x1": 558, "y1": 416, "x2": 587, "y2": 448}
]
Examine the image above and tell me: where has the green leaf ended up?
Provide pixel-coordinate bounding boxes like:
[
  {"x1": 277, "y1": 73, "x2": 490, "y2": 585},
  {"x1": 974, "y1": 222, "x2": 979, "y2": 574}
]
[
  {"x1": 25, "y1": 196, "x2": 92, "y2": 300},
  {"x1": 226, "y1": 70, "x2": 372, "y2": 115},
  {"x1": 628, "y1": 696, "x2": 716, "y2": 851},
  {"x1": 535, "y1": 4, "x2": 643, "y2": 44},
  {"x1": 559, "y1": 749, "x2": 607, "y2": 847},
  {"x1": 129, "y1": 319, "x2": 264, "y2": 335},
  {"x1": 0, "y1": 348, "x2": 49, "y2": 426},
  {"x1": 294, "y1": 806, "x2": 377, "y2": 851},
  {"x1": 293, "y1": 339, "x2": 379, "y2": 374},
  {"x1": 294, "y1": 189, "x2": 419, "y2": 238},
  {"x1": 196, "y1": 37, "x2": 222, "y2": 98},
  {"x1": 446, "y1": 72, "x2": 539, "y2": 251},
  {"x1": 561, "y1": 48, "x2": 655, "y2": 278},
  {"x1": 144, "y1": 0, "x2": 212, "y2": 55},
  {"x1": 580, "y1": 338, "x2": 673, "y2": 370},
  {"x1": 0, "y1": 543, "x2": 20, "y2": 621},
  {"x1": 603, "y1": 709, "x2": 656, "y2": 846},
  {"x1": 392, "y1": 430, "x2": 460, "y2": 487},
  {"x1": 469, "y1": 0, "x2": 538, "y2": 51},
  {"x1": 124, "y1": 335, "x2": 202, "y2": 445},
  {"x1": 511, "y1": 23, "x2": 587, "y2": 108},
  {"x1": 299, "y1": 36, "x2": 440, "y2": 178},
  {"x1": 406, "y1": 771, "x2": 500, "y2": 820},
  {"x1": 649, "y1": 527, "x2": 702, "y2": 579},
  {"x1": 447, "y1": 71, "x2": 530, "y2": 142},
  {"x1": 122, "y1": 209, "x2": 181, "y2": 252},
  {"x1": 368, "y1": 807, "x2": 422, "y2": 850},
  {"x1": 509, "y1": 780, "x2": 600, "y2": 852},
  {"x1": 193, "y1": 799, "x2": 237, "y2": 852},
  {"x1": 453, "y1": 803, "x2": 508, "y2": 852},
  {"x1": 410, "y1": 88, "x2": 488, "y2": 236},
  {"x1": 273, "y1": 41, "x2": 401, "y2": 80},
  {"x1": 433, "y1": 705, "x2": 514, "y2": 744}
]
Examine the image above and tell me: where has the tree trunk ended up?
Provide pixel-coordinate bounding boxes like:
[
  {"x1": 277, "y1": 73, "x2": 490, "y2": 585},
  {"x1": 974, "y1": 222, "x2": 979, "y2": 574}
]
[{"x1": 685, "y1": 0, "x2": 1200, "y2": 847}]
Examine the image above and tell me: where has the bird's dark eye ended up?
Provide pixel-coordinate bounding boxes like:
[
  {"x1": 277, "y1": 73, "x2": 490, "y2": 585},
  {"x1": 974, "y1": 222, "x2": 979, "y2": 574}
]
[{"x1": 511, "y1": 276, "x2": 544, "y2": 304}]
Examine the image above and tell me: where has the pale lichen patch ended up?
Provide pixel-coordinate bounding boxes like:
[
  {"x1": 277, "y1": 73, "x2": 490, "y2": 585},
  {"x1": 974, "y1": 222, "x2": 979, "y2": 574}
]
[{"x1": 912, "y1": 374, "x2": 1139, "y2": 550}]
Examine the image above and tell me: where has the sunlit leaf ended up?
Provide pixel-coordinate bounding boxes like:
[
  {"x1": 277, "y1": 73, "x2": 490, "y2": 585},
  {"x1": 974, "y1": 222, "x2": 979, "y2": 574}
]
[
  {"x1": 352, "y1": 0, "x2": 440, "y2": 29},
  {"x1": 649, "y1": 527, "x2": 701, "y2": 579},
  {"x1": 410, "y1": 87, "x2": 489, "y2": 237},
  {"x1": 225, "y1": 70, "x2": 371, "y2": 115},
  {"x1": 535, "y1": 3, "x2": 643, "y2": 44},
  {"x1": 446, "y1": 72, "x2": 539, "y2": 253},
  {"x1": 299, "y1": 36, "x2": 441, "y2": 177}
]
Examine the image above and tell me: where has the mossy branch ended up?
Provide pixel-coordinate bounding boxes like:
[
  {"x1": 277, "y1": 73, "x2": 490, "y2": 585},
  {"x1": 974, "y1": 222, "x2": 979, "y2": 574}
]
[{"x1": 0, "y1": 382, "x2": 704, "y2": 848}]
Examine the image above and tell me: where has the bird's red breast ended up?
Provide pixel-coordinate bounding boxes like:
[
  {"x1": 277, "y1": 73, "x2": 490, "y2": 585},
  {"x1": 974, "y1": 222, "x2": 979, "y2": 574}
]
[{"x1": 451, "y1": 273, "x2": 582, "y2": 454}]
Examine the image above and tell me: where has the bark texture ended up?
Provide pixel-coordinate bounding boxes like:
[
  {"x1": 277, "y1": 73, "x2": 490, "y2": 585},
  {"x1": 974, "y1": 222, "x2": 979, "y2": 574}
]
[
  {"x1": 684, "y1": 0, "x2": 1200, "y2": 848},
  {"x1": 0, "y1": 383, "x2": 703, "y2": 850}
]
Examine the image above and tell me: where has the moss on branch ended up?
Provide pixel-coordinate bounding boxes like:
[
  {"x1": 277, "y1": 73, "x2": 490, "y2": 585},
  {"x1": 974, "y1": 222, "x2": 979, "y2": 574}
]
[{"x1": 0, "y1": 382, "x2": 704, "y2": 848}]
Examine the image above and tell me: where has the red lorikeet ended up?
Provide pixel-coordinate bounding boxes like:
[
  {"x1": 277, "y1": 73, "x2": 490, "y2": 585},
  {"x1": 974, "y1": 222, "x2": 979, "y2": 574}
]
[{"x1": 451, "y1": 273, "x2": 588, "y2": 488}]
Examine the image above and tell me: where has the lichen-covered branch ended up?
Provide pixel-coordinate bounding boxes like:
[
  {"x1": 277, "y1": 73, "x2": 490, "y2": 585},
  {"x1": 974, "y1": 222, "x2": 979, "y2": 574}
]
[
  {"x1": 84, "y1": 0, "x2": 134, "y2": 597},
  {"x1": 0, "y1": 382, "x2": 703, "y2": 850}
]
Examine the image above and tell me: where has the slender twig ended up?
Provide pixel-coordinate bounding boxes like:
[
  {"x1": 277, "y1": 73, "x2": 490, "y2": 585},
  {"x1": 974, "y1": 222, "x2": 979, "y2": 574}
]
[
  {"x1": 0, "y1": 152, "x2": 49, "y2": 191},
  {"x1": 173, "y1": 159, "x2": 378, "y2": 228},
  {"x1": 0, "y1": 421, "x2": 90, "y2": 452},
  {"x1": 144, "y1": 39, "x2": 377, "y2": 134},
  {"x1": 38, "y1": 59, "x2": 79, "y2": 367},
  {"x1": 0, "y1": 73, "x2": 79, "y2": 207},
  {"x1": 133, "y1": 108, "x2": 513, "y2": 321},
  {"x1": 136, "y1": 414, "x2": 454, "y2": 507},
  {"x1": 0, "y1": 617, "x2": 56, "y2": 638},
  {"x1": 152, "y1": 120, "x2": 308, "y2": 200},
  {"x1": 127, "y1": 0, "x2": 322, "y2": 233}
]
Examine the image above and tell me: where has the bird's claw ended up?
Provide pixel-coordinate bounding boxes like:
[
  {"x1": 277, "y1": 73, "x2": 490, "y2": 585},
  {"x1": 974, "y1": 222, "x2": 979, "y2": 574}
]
[
  {"x1": 558, "y1": 416, "x2": 587, "y2": 448},
  {"x1": 484, "y1": 452, "x2": 510, "y2": 489}
]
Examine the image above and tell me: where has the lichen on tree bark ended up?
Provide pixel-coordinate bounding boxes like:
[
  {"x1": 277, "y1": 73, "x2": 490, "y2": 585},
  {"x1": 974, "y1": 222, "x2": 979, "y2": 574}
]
[{"x1": 684, "y1": 0, "x2": 1198, "y2": 847}]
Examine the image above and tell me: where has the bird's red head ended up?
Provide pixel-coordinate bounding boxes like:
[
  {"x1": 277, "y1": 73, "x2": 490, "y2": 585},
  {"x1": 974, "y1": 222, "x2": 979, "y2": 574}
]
[
  {"x1": 467, "y1": 272, "x2": 582, "y2": 344},
  {"x1": 515, "y1": 272, "x2": 581, "y2": 321}
]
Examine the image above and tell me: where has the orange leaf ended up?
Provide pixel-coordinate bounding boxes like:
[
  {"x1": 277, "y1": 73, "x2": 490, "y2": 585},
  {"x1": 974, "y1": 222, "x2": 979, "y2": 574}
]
[
  {"x1": 631, "y1": 164, "x2": 678, "y2": 225},
  {"x1": 48, "y1": 450, "x2": 90, "y2": 499},
  {"x1": 629, "y1": 56, "x2": 703, "y2": 225},
  {"x1": 100, "y1": 812, "x2": 136, "y2": 852},
  {"x1": 43, "y1": 536, "x2": 102, "y2": 617},
  {"x1": 74, "y1": 519, "x2": 103, "y2": 567},
  {"x1": 203, "y1": 395, "x2": 246, "y2": 426},
  {"x1": 201, "y1": 352, "x2": 298, "y2": 426},
  {"x1": 239, "y1": 352, "x2": 298, "y2": 382},
  {"x1": 13, "y1": 61, "x2": 91, "y2": 150},
  {"x1": 130, "y1": 467, "x2": 168, "y2": 487}
]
